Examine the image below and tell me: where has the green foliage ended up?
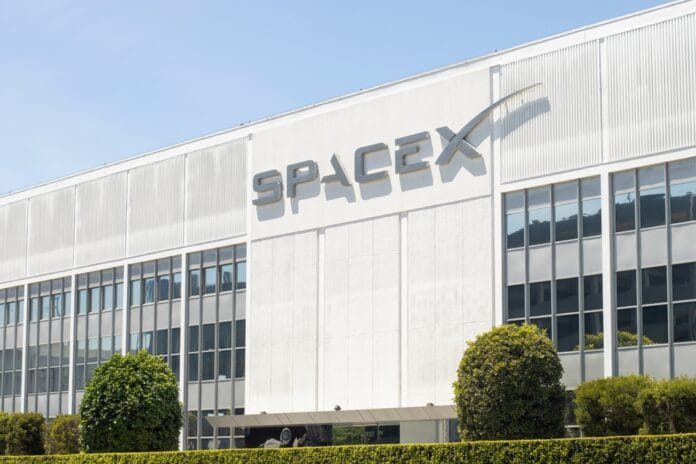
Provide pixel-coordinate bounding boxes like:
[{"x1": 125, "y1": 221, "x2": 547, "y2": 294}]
[
  {"x1": 582, "y1": 331, "x2": 654, "y2": 350},
  {"x1": 3, "y1": 413, "x2": 45, "y2": 456},
  {"x1": 79, "y1": 351, "x2": 183, "y2": 453},
  {"x1": 575, "y1": 375, "x2": 653, "y2": 436},
  {"x1": 1, "y1": 434, "x2": 696, "y2": 463},
  {"x1": 0, "y1": 413, "x2": 9, "y2": 455},
  {"x1": 44, "y1": 416, "x2": 80, "y2": 455},
  {"x1": 453, "y1": 324, "x2": 565, "y2": 440},
  {"x1": 639, "y1": 377, "x2": 696, "y2": 435}
]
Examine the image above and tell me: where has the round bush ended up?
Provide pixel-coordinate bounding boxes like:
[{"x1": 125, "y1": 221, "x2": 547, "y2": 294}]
[
  {"x1": 44, "y1": 414, "x2": 80, "y2": 455},
  {"x1": 639, "y1": 377, "x2": 696, "y2": 434},
  {"x1": 79, "y1": 351, "x2": 182, "y2": 452},
  {"x1": 4, "y1": 412, "x2": 45, "y2": 455},
  {"x1": 453, "y1": 324, "x2": 565, "y2": 440}
]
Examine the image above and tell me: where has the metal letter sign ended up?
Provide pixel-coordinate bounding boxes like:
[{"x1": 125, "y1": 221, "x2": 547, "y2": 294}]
[{"x1": 252, "y1": 83, "x2": 541, "y2": 207}]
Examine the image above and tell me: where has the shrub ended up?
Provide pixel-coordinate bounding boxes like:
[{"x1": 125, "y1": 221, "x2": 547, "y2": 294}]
[
  {"x1": 639, "y1": 377, "x2": 696, "y2": 434},
  {"x1": 453, "y1": 324, "x2": 565, "y2": 440},
  {"x1": 44, "y1": 415, "x2": 80, "y2": 455},
  {"x1": 4, "y1": 412, "x2": 45, "y2": 455},
  {"x1": 79, "y1": 351, "x2": 183, "y2": 453},
  {"x1": 575, "y1": 375, "x2": 653, "y2": 436},
  {"x1": 0, "y1": 412, "x2": 9, "y2": 455}
]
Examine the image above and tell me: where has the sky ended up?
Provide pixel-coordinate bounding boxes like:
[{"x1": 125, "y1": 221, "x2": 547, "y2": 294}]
[{"x1": 0, "y1": 0, "x2": 670, "y2": 194}]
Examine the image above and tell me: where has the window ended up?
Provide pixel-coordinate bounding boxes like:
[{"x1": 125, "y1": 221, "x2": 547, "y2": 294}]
[
  {"x1": 236, "y1": 262, "x2": 246, "y2": 290},
  {"x1": 614, "y1": 171, "x2": 635, "y2": 232},
  {"x1": 172, "y1": 273, "x2": 181, "y2": 299},
  {"x1": 234, "y1": 349, "x2": 245, "y2": 379},
  {"x1": 638, "y1": 166, "x2": 666, "y2": 229},
  {"x1": 616, "y1": 271, "x2": 637, "y2": 307},
  {"x1": 583, "y1": 274, "x2": 603, "y2": 311},
  {"x1": 669, "y1": 159, "x2": 696, "y2": 224},
  {"x1": 581, "y1": 177, "x2": 601, "y2": 237},
  {"x1": 643, "y1": 305, "x2": 668, "y2": 344},
  {"x1": 505, "y1": 191, "x2": 524, "y2": 249},
  {"x1": 529, "y1": 281, "x2": 551, "y2": 317},
  {"x1": 220, "y1": 265, "x2": 234, "y2": 292},
  {"x1": 554, "y1": 182, "x2": 578, "y2": 241},
  {"x1": 130, "y1": 280, "x2": 141, "y2": 307},
  {"x1": 556, "y1": 278, "x2": 578, "y2": 314},
  {"x1": 674, "y1": 302, "x2": 696, "y2": 343},
  {"x1": 673, "y1": 262, "x2": 696, "y2": 302},
  {"x1": 642, "y1": 266, "x2": 667, "y2": 305},
  {"x1": 144, "y1": 278, "x2": 155, "y2": 304},
  {"x1": 89, "y1": 287, "x2": 100, "y2": 313},
  {"x1": 527, "y1": 187, "x2": 551, "y2": 246},
  {"x1": 530, "y1": 317, "x2": 552, "y2": 339},
  {"x1": 204, "y1": 267, "x2": 217, "y2": 294},
  {"x1": 115, "y1": 283, "x2": 123, "y2": 309},
  {"x1": 584, "y1": 312, "x2": 603, "y2": 350},
  {"x1": 41, "y1": 296, "x2": 50, "y2": 319},
  {"x1": 155, "y1": 329, "x2": 168, "y2": 356},
  {"x1": 103, "y1": 285, "x2": 113, "y2": 311},
  {"x1": 189, "y1": 270, "x2": 201, "y2": 296},
  {"x1": 52, "y1": 294, "x2": 63, "y2": 318},
  {"x1": 557, "y1": 314, "x2": 579, "y2": 352},
  {"x1": 158, "y1": 276, "x2": 170, "y2": 301},
  {"x1": 617, "y1": 308, "x2": 638, "y2": 346}
]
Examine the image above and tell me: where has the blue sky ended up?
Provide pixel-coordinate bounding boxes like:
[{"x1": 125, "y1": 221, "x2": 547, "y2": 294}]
[{"x1": 0, "y1": 0, "x2": 667, "y2": 194}]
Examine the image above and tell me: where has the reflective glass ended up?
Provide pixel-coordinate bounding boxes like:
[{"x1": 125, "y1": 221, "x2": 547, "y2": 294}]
[
  {"x1": 16, "y1": 301, "x2": 23, "y2": 323},
  {"x1": 103, "y1": 285, "x2": 113, "y2": 311},
  {"x1": 220, "y1": 265, "x2": 234, "y2": 292},
  {"x1": 31, "y1": 297, "x2": 40, "y2": 320},
  {"x1": 583, "y1": 274, "x2": 603, "y2": 311},
  {"x1": 143, "y1": 278, "x2": 155, "y2": 304},
  {"x1": 202, "y1": 324, "x2": 215, "y2": 351},
  {"x1": 219, "y1": 322, "x2": 232, "y2": 349},
  {"x1": 617, "y1": 308, "x2": 638, "y2": 346},
  {"x1": 89, "y1": 288, "x2": 100, "y2": 313},
  {"x1": 172, "y1": 273, "x2": 181, "y2": 299},
  {"x1": 584, "y1": 312, "x2": 604, "y2": 350},
  {"x1": 643, "y1": 305, "x2": 668, "y2": 344},
  {"x1": 171, "y1": 328, "x2": 180, "y2": 353},
  {"x1": 142, "y1": 332, "x2": 153, "y2": 354},
  {"x1": 557, "y1": 314, "x2": 579, "y2": 352},
  {"x1": 204, "y1": 267, "x2": 217, "y2": 294},
  {"x1": 506, "y1": 211, "x2": 524, "y2": 249},
  {"x1": 87, "y1": 339, "x2": 98, "y2": 363},
  {"x1": 642, "y1": 266, "x2": 667, "y2": 304},
  {"x1": 0, "y1": 303, "x2": 4, "y2": 326},
  {"x1": 188, "y1": 326, "x2": 199, "y2": 352},
  {"x1": 616, "y1": 270, "x2": 637, "y2": 307},
  {"x1": 640, "y1": 187, "x2": 666, "y2": 228},
  {"x1": 188, "y1": 354, "x2": 198, "y2": 381},
  {"x1": 235, "y1": 320, "x2": 246, "y2": 348},
  {"x1": 670, "y1": 181, "x2": 696, "y2": 224},
  {"x1": 555, "y1": 202, "x2": 578, "y2": 241},
  {"x1": 582, "y1": 197, "x2": 602, "y2": 237},
  {"x1": 8, "y1": 302, "x2": 16, "y2": 325},
  {"x1": 530, "y1": 317, "x2": 551, "y2": 339},
  {"x1": 52, "y1": 294, "x2": 63, "y2": 317},
  {"x1": 130, "y1": 280, "x2": 141, "y2": 307},
  {"x1": 41, "y1": 296, "x2": 50, "y2": 319},
  {"x1": 529, "y1": 281, "x2": 551, "y2": 317},
  {"x1": 528, "y1": 207, "x2": 551, "y2": 245},
  {"x1": 189, "y1": 270, "x2": 200, "y2": 296},
  {"x1": 235, "y1": 348, "x2": 245, "y2": 378},
  {"x1": 674, "y1": 302, "x2": 696, "y2": 343},
  {"x1": 201, "y1": 352, "x2": 215, "y2": 380},
  {"x1": 158, "y1": 276, "x2": 170, "y2": 302},
  {"x1": 506, "y1": 284, "x2": 525, "y2": 320},
  {"x1": 673, "y1": 262, "x2": 696, "y2": 302},
  {"x1": 155, "y1": 329, "x2": 168, "y2": 355},
  {"x1": 556, "y1": 278, "x2": 578, "y2": 314},
  {"x1": 236, "y1": 262, "x2": 246, "y2": 290},
  {"x1": 615, "y1": 191, "x2": 636, "y2": 232},
  {"x1": 114, "y1": 283, "x2": 123, "y2": 309}
]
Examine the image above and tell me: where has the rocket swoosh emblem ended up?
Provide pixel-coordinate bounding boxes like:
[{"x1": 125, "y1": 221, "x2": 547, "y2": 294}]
[{"x1": 435, "y1": 83, "x2": 542, "y2": 164}]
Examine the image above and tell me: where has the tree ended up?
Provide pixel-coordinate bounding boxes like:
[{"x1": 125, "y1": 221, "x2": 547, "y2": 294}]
[
  {"x1": 574, "y1": 375, "x2": 652, "y2": 436},
  {"x1": 4, "y1": 413, "x2": 45, "y2": 455},
  {"x1": 453, "y1": 324, "x2": 565, "y2": 440},
  {"x1": 44, "y1": 415, "x2": 80, "y2": 454},
  {"x1": 639, "y1": 377, "x2": 696, "y2": 434},
  {"x1": 79, "y1": 351, "x2": 183, "y2": 453}
]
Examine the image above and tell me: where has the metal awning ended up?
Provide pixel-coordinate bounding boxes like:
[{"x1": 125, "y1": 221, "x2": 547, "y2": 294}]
[{"x1": 205, "y1": 405, "x2": 456, "y2": 428}]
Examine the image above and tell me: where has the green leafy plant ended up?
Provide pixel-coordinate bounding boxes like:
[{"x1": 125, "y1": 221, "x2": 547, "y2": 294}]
[
  {"x1": 4, "y1": 413, "x2": 45, "y2": 456},
  {"x1": 575, "y1": 375, "x2": 653, "y2": 436},
  {"x1": 79, "y1": 350, "x2": 183, "y2": 453},
  {"x1": 44, "y1": 415, "x2": 80, "y2": 455},
  {"x1": 453, "y1": 323, "x2": 565, "y2": 440},
  {"x1": 0, "y1": 412, "x2": 9, "y2": 455},
  {"x1": 580, "y1": 331, "x2": 654, "y2": 350},
  {"x1": 639, "y1": 377, "x2": 696, "y2": 435}
]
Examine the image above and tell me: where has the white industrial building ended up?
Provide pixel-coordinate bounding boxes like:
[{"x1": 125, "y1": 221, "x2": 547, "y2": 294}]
[{"x1": 1, "y1": 1, "x2": 696, "y2": 447}]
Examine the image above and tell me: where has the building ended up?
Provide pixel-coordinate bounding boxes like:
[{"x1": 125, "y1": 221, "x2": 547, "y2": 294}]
[{"x1": 1, "y1": 0, "x2": 696, "y2": 448}]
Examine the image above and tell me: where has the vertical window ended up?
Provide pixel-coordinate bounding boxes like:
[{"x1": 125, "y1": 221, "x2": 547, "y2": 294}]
[
  {"x1": 130, "y1": 280, "x2": 141, "y2": 307},
  {"x1": 505, "y1": 192, "x2": 525, "y2": 249},
  {"x1": 52, "y1": 294, "x2": 63, "y2": 318},
  {"x1": 90, "y1": 287, "x2": 101, "y2": 313},
  {"x1": 557, "y1": 314, "x2": 580, "y2": 352},
  {"x1": 670, "y1": 159, "x2": 696, "y2": 224},
  {"x1": 616, "y1": 270, "x2": 637, "y2": 307},
  {"x1": 638, "y1": 165, "x2": 666, "y2": 229},
  {"x1": 204, "y1": 267, "x2": 217, "y2": 294},
  {"x1": 584, "y1": 312, "x2": 604, "y2": 350},
  {"x1": 41, "y1": 296, "x2": 50, "y2": 319},
  {"x1": 158, "y1": 275, "x2": 170, "y2": 302},
  {"x1": 103, "y1": 285, "x2": 113, "y2": 311},
  {"x1": 64, "y1": 291, "x2": 71, "y2": 316},
  {"x1": 235, "y1": 262, "x2": 246, "y2": 291},
  {"x1": 172, "y1": 273, "x2": 182, "y2": 299},
  {"x1": 581, "y1": 177, "x2": 601, "y2": 237},
  {"x1": 674, "y1": 302, "x2": 696, "y2": 343},
  {"x1": 583, "y1": 274, "x2": 603, "y2": 311},
  {"x1": 506, "y1": 284, "x2": 525, "y2": 320},
  {"x1": 614, "y1": 171, "x2": 636, "y2": 232},
  {"x1": 143, "y1": 278, "x2": 155, "y2": 304},
  {"x1": 529, "y1": 281, "x2": 551, "y2": 317},
  {"x1": 220, "y1": 265, "x2": 234, "y2": 292},
  {"x1": 8, "y1": 301, "x2": 16, "y2": 325},
  {"x1": 556, "y1": 278, "x2": 579, "y2": 314},
  {"x1": 673, "y1": 262, "x2": 696, "y2": 302},
  {"x1": 114, "y1": 283, "x2": 123, "y2": 309},
  {"x1": 189, "y1": 270, "x2": 201, "y2": 296},
  {"x1": 235, "y1": 349, "x2": 245, "y2": 379},
  {"x1": 31, "y1": 297, "x2": 40, "y2": 320},
  {"x1": 554, "y1": 182, "x2": 578, "y2": 241},
  {"x1": 527, "y1": 187, "x2": 551, "y2": 246},
  {"x1": 155, "y1": 329, "x2": 168, "y2": 356},
  {"x1": 642, "y1": 305, "x2": 668, "y2": 344},
  {"x1": 641, "y1": 266, "x2": 667, "y2": 305}
]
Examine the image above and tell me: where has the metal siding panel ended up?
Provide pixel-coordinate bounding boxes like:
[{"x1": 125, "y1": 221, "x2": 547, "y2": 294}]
[
  {"x1": 27, "y1": 188, "x2": 75, "y2": 276},
  {"x1": 0, "y1": 200, "x2": 27, "y2": 282},
  {"x1": 606, "y1": 14, "x2": 696, "y2": 161},
  {"x1": 127, "y1": 156, "x2": 185, "y2": 257},
  {"x1": 185, "y1": 138, "x2": 247, "y2": 245},
  {"x1": 75, "y1": 172, "x2": 127, "y2": 267},
  {"x1": 500, "y1": 42, "x2": 602, "y2": 182}
]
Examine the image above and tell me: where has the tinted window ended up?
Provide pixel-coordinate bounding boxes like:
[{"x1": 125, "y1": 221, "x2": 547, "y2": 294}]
[
  {"x1": 674, "y1": 302, "x2": 696, "y2": 343},
  {"x1": 556, "y1": 278, "x2": 578, "y2": 314},
  {"x1": 584, "y1": 312, "x2": 604, "y2": 350},
  {"x1": 201, "y1": 352, "x2": 215, "y2": 381},
  {"x1": 642, "y1": 266, "x2": 667, "y2": 304},
  {"x1": 528, "y1": 207, "x2": 551, "y2": 245},
  {"x1": 158, "y1": 276, "x2": 170, "y2": 301},
  {"x1": 219, "y1": 322, "x2": 232, "y2": 349},
  {"x1": 615, "y1": 190, "x2": 636, "y2": 232},
  {"x1": 582, "y1": 197, "x2": 601, "y2": 237},
  {"x1": 204, "y1": 267, "x2": 217, "y2": 294},
  {"x1": 507, "y1": 284, "x2": 525, "y2": 320},
  {"x1": 201, "y1": 324, "x2": 215, "y2": 351},
  {"x1": 557, "y1": 314, "x2": 579, "y2": 352},
  {"x1": 529, "y1": 281, "x2": 551, "y2": 317},
  {"x1": 506, "y1": 211, "x2": 524, "y2": 249},
  {"x1": 129, "y1": 281, "x2": 141, "y2": 307},
  {"x1": 189, "y1": 270, "x2": 200, "y2": 296},
  {"x1": 617, "y1": 308, "x2": 638, "y2": 346},
  {"x1": 584, "y1": 274, "x2": 603, "y2": 311},
  {"x1": 236, "y1": 262, "x2": 246, "y2": 290},
  {"x1": 672, "y1": 262, "x2": 696, "y2": 302},
  {"x1": 643, "y1": 305, "x2": 668, "y2": 344},
  {"x1": 218, "y1": 350, "x2": 232, "y2": 380},
  {"x1": 235, "y1": 349, "x2": 245, "y2": 378},
  {"x1": 172, "y1": 273, "x2": 181, "y2": 299},
  {"x1": 670, "y1": 181, "x2": 696, "y2": 224},
  {"x1": 616, "y1": 271, "x2": 637, "y2": 307},
  {"x1": 235, "y1": 320, "x2": 246, "y2": 348},
  {"x1": 143, "y1": 278, "x2": 155, "y2": 304},
  {"x1": 555, "y1": 202, "x2": 578, "y2": 241},
  {"x1": 220, "y1": 265, "x2": 234, "y2": 292},
  {"x1": 103, "y1": 285, "x2": 113, "y2": 311},
  {"x1": 640, "y1": 187, "x2": 666, "y2": 228}
]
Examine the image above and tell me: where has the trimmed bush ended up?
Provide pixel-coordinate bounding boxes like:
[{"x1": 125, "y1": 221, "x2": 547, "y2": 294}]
[
  {"x1": 0, "y1": 412, "x2": 9, "y2": 455},
  {"x1": 575, "y1": 375, "x2": 653, "y2": 436},
  {"x1": 0, "y1": 434, "x2": 695, "y2": 463},
  {"x1": 639, "y1": 377, "x2": 696, "y2": 434},
  {"x1": 453, "y1": 324, "x2": 565, "y2": 440},
  {"x1": 79, "y1": 351, "x2": 182, "y2": 453},
  {"x1": 44, "y1": 415, "x2": 80, "y2": 455},
  {"x1": 4, "y1": 413, "x2": 45, "y2": 456}
]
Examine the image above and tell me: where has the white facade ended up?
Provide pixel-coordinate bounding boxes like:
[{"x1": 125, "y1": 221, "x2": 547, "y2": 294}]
[{"x1": 1, "y1": 0, "x2": 696, "y2": 447}]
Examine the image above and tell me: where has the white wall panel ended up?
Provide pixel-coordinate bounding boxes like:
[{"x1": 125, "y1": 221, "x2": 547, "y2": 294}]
[
  {"x1": 407, "y1": 197, "x2": 491, "y2": 407},
  {"x1": 27, "y1": 188, "x2": 75, "y2": 276},
  {"x1": 0, "y1": 201, "x2": 27, "y2": 282},
  {"x1": 127, "y1": 156, "x2": 185, "y2": 257},
  {"x1": 74, "y1": 172, "x2": 127, "y2": 266},
  {"x1": 606, "y1": 14, "x2": 696, "y2": 161},
  {"x1": 185, "y1": 138, "x2": 246, "y2": 245},
  {"x1": 500, "y1": 42, "x2": 602, "y2": 182}
]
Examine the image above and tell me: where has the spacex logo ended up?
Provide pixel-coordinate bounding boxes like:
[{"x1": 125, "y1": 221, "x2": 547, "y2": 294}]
[{"x1": 252, "y1": 83, "x2": 541, "y2": 207}]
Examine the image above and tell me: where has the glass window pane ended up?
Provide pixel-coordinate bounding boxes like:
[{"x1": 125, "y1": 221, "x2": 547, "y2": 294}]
[
  {"x1": 142, "y1": 331, "x2": 153, "y2": 354},
  {"x1": 201, "y1": 352, "x2": 215, "y2": 381},
  {"x1": 584, "y1": 312, "x2": 604, "y2": 350},
  {"x1": 87, "y1": 339, "x2": 98, "y2": 363},
  {"x1": 236, "y1": 262, "x2": 246, "y2": 290},
  {"x1": 235, "y1": 349, "x2": 245, "y2": 378},
  {"x1": 557, "y1": 314, "x2": 579, "y2": 352},
  {"x1": 582, "y1": 197, "x2": 602, "y2": 237},
  {"x1": 530, "y1": 317, "x2": 551, "y2": 340},
  {"x1": 158, "y1": 276, "x2": 170, "y2": 302},
  {"x1": 188, "y1": 354, "x2": 198, "y2": 382},
  {"x1": 155, "y1": 329, "x2": 168, "y2": 355},
  {"x1": 674, "y1": 302, "x2": 696, "y2": 343},
  {"x1": 172, "y1": 273, "x2": 181, "y2": 299},
  {"x1": 235, "y1": 320, "x2": 246, "y2": 348},
  {"x1": 642, "y1": 305, "x2": 668, "y2": 344},
  {"x1": 52, "y1": 294, "x2": 63, "y2": 318},
  {"x1": 41, "y1": 296, "x2": 51, "y2": 319},
  {"x1": 556, "y1": 278, "x2": 578, "y2": 314},
  {"x1": 0, "y1": 303, "x2": 4, "y2": 326},
  {"x1": 583, "y1": 274, "x2": 603, "y2": 311},
  {"x1": 617, "y1": 308, "x2": 638, "y2": 347},
  {"x1": 640, "y1": 186, "x2": 666, "y2": 228},
  {"x1": 204, "y1": 267, "x2": 217, "y2": 294},
  {"x1": 103, "y1": 285, "x2": 113, "y2": 311},
  {"x1": 555, "y1": 202, "x2": 578, "y2": 242},
  {"x1": 614, "y1": 171, "x2": 636, "y2": 233},
  {"x1": 506, "y1": 284, "x2": 525, "y2": 320},
  {"x1": 8, "y1": 302, "x2": 16, "y2": 325},
  {"x1": 506, "y1": 212, "x2": 524, "y2": 249},
  {"x1": 89, "y1": 288, "x2": 100, "y2": 313},
  {"x1": 220, "y1": 265, "x2": 234, "y2": 292},
  {"x1": 642, "y1": 266, "x2": 667, "y2": 304},
  {"x1": 616, "y1": 270, "x2": 637, "y2": 307},
  {"x1": 528, "y1": 207, "x2": 551, "y2": 245},
  {"x1": 219, "y1": 322, "x2": 232, "y2": 349},
  {"x1": 171, "y1": 328, "x2": 180, "y2": 353},
  {"x1": 114, "y1": 283, "x2": 123, "y2": 309},
  {"x1": 529, "y1": 281, "x2": 551, "y2": 317},
  {"x1": 670, "y1": 181, "x2": 696, "y2": 224},
  {"x1": 188, "y1": 326, "x2": 199, "y2": 352},
  {"x1": 189, "y1": 270, "x2": 200, "y2": 296},
  {"x1": 673, "y1": 262, "x2": 696, "y2": 302},
  {"x1": 130, "y1": 280, "x2": 141, "y2": 307},
  {"x1": 31, "y1": 297, "x2": 40, "y2": 320},
  {"x1": 202, "y1": 324, "x2": 215, "y2": 351},
  {"x1": 143, "y1": 278, "x2": 155, "y2": 304},
  {"x1": 218, "y1": 350, "x2": 231, "y2": 380}
]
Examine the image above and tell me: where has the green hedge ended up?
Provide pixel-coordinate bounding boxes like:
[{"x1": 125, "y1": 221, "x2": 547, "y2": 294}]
[{"x1": 0, "y1": 433, "x2": 695, "y2": 464}]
